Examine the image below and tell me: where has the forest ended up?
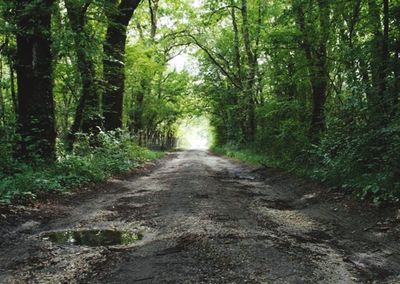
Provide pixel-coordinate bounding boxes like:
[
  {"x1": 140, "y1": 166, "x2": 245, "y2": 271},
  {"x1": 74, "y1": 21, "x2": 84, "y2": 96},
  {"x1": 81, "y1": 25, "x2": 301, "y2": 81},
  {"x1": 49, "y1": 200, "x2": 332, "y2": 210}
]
[{"x1": 0, "y1": 0, "x2": 399, "y2": 204}]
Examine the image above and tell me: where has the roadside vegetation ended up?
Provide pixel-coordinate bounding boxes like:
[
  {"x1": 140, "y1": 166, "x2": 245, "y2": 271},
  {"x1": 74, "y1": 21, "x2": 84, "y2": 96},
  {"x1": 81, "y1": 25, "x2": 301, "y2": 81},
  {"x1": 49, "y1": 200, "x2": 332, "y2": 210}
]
[
  {"x1": 0, "y1": 131, "x2": 164, "y2": 204},
  {"x1": 0, "y1": 0, "x2": 191, "y2": 204},
  {"x1": 196, "y1": 0, "x2": 400, "y2": 202}
]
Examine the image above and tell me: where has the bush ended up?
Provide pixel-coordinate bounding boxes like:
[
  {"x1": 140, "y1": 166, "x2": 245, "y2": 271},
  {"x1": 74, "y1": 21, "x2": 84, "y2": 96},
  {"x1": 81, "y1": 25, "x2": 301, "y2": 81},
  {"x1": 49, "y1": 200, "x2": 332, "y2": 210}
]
[
  {"x1": 254, "y1": 99, "x2": 311, "y2": 171},
  {"x1": 212, "y1": 145, "x2": 266, "y2": 166},
  {"x1": 0, "y1": 131, "x2": 164, "y2": 204},
  {"x1": 312, "y1": 111, "x2": 400, "y2": 202}
]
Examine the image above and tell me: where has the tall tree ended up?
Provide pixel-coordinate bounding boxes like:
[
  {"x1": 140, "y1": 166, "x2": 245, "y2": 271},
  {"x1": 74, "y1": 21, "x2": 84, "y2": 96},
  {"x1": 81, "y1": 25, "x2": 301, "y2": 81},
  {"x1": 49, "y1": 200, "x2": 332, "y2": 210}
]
[
  {"x1": 132, "y1": 0, "x2": 158, "y2": 142},
  {"x1": 367, "y1": 0, "x2": 390, "y2": 118},
  {"x1": 65, "y1": 0, "x2": 101, "y2": 147},
  {"x1": 294, "y1": 0, "x2": 330, "y2": 139},
  {"x1": 241, "y1": 0, "x2": 261, "y2": 142},
  {"x1": 14, "y1": 0, "x2": 56, "y2": 161},
  {"x1": 103, "y1": 0, "x2": 142, "y2": 130}
]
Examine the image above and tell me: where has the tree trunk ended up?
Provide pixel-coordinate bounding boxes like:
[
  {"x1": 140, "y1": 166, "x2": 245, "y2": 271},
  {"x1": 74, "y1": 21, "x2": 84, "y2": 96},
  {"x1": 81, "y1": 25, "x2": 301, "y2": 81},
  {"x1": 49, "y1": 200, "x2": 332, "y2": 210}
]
[
  {"x1": 65, "y1": 0, "x2": 101, "y2": 148},
  {"x1": 287, "y1": 61, "x2": 296, "y2": 100},
  {"x1": 367, "y1": 0, "x2": 389, "y2": 117},
  {"x1": 241, "y1": 0, "x2": 257, "y2": 143},
  {"x1": 394, "y1": 41, "x2": 400, "y2": 111},
  {"x1": 130, "y1": 0, "x2": 157, "y2": 137},
  {"x1": 310, "y1": 0, "x2": 329, "y2": 138},
  {"x1": 15, "y1": 0, "x2": 56, "y2": 161},
  {"x1": 133, "y1": 84, "x2": 145, "y2": 142},
  {"x1": 295, "y1": 0, "x2": 329, "y2": 140},
  {"x1": 231, "y1": 5, "x2": 242, "y2": 85},
  {"x1": 343, "y1": 0, "x2": 361, "y2": 98},
  {"x1": 9, "y1": 63, "x2": 17, "y2": 114},
  {"x1": 393, "y1": 4, "x2": 400, "y2": 112},
  {"x1": 382, "y1": 0, "x2": 390, "y2": 112},
  {"x1": 103, "y1": 0, "x2": 142, "y2": 130},
  {"x1": 0, "y1": 58, "x2": 5, "y2": 126},
  {"x1": 148, "y1": 0, "x2": 159, "y2": 41}
]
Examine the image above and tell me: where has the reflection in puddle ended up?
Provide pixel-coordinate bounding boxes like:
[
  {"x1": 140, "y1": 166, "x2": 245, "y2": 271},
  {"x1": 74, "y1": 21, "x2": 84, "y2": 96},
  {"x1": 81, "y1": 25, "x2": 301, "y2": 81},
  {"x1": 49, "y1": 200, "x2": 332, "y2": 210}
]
[{"x1": 42, "y1": 230, "x2": 142, "y2": 247}]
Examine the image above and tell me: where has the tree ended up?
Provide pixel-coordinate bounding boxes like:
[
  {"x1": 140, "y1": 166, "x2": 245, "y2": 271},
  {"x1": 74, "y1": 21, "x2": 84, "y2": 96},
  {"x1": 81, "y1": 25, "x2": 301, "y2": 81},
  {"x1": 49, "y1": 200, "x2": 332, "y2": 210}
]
[
  {"x1": 367, "y1": 0, "x2": 390, "y2": 118},
  {"x1": 103, "y1": 0, "x2": 142, "y2": 130},
  {"x1": 14, "y1": 0, "x2": 56, "y2": 161},
  {"x1": 294, "y1": 0, "x2": 330, "y2": 139},
  {"x1": 240, "y1": 0, "x2": 262, "y2": 142},
  {"x1": 65, "y1": 0, "x2": 102, "y2": 147},
  {"x1": 130, "y1": 0, "x2": 159, "y2": 142}
]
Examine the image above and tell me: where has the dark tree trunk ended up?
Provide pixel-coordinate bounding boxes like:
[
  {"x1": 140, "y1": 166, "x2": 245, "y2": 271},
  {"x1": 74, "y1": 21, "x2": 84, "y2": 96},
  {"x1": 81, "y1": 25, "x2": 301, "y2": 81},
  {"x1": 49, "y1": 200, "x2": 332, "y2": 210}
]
[
  {"x1": 382, "y1": 0, "x2": 390, "y2": 111},
  {"x1": 311, "y1": 0, "x2": 329, "y2": 139},
  {"x1": 367, "y1": 0, "x2": 389, "y2": 117},
  {"x1": 103, "y1": 0, "x2": 142, "y2": 131},
  {"x1": 287, "y1": 61, "x2": 296, "y2": 100},
  {"x1": 295, "y1": 0, "x2": 329, "y2": 140},
  {"x1": 393, "y1": 3, "x2": 400, "y2": 112},
  {"x1": 0, "y1": 58, "x2": 5, "y2": 126},
  {"x1": 309, "y1": 58, "x2": 328, "y2": 137},
  {"x1": 15, "y1": 0, "x2": 56, "y2": 161},
  {"x1": 148, "y1": 0, "x2": 159, "y2": 41},
  {"x1": 103, "y1": 22, "x2": 127, "y2": 130},
  {"x1": 395, "y1": 42, "x2": 400, "y2": 111},
  {"x1": 65, "y1": 0, "x2": 101, "y2": 148}
]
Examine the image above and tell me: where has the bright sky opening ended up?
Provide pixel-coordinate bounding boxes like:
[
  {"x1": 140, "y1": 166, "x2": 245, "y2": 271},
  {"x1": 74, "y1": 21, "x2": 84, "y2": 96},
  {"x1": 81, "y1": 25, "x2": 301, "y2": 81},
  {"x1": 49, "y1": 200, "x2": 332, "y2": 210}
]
[{"x1": 177, "y1": 117, "x2": 212, "y2": 150}]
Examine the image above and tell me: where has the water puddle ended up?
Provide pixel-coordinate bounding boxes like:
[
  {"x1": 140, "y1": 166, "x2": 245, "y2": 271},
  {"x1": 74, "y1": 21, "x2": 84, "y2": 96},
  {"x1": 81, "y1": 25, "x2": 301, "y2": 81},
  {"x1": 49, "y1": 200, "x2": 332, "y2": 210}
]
[
  {"x1": 235, "y1": 174, "x2": 256, "y2": 180},
  {"x1": 42, "y1": 230, "x2": 142, "y2": 247}
]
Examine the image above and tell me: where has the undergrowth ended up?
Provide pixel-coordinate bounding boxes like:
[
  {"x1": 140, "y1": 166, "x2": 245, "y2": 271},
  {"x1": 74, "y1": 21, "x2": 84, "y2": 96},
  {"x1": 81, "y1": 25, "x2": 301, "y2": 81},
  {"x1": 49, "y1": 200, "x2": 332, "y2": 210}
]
[
  {"x1": 0, "y1": 131, "x2": 164, "y2": 205},
  {"x1": 212, "y1": 146, "x2": 266, "y2": 166},
  {"x1": 212, "y1": 99, "x2": 400, "y2": 203}
]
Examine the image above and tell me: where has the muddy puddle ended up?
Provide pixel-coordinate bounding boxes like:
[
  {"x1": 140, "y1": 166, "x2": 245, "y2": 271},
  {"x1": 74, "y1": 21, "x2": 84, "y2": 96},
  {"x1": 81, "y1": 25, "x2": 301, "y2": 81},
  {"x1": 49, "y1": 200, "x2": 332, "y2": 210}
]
[{"x1": 41, "y1": 230, "x2": 142, "y2": 247}]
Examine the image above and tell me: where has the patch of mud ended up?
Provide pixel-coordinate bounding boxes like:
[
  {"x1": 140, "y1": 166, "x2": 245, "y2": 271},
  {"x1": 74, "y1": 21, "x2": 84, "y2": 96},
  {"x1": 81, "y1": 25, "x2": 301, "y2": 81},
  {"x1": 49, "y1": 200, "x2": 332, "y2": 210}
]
[
  {"x1": 194, "y1": 193, "x2": 209, "y2": 199},
  {"x1": 235, "y1": 187, "x2": 267, "y2": 197},
  {"x1": 260, "y1": 198, "x2": 295, "y2": 210},
  {"x1": 208, "y1": 213, "x2": 239, "y2": 222},
  {"x1": 288, "y1": 230, "x2": 333, "y2": 245}
]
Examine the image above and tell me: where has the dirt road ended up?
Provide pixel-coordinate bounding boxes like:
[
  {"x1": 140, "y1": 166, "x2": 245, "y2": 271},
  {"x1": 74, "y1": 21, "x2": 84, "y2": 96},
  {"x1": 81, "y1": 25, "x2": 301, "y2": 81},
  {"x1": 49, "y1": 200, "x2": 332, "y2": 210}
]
[{"x1": 1, "y1": 150, "x2": 400, "y2": 283}]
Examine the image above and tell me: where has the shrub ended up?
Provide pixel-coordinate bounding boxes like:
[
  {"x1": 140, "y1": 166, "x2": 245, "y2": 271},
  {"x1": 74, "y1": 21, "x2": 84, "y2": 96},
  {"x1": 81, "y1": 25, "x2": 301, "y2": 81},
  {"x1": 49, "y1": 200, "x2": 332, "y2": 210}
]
[
  {"x1": 313, "y1": 112, "x2": 400, "y2": 202},
  {"x1": 0, "y1": 131, "x2": 164, "y2": 204},
  {"x1": 255, "y1": 99, "x2": 311, "y2": 171}
]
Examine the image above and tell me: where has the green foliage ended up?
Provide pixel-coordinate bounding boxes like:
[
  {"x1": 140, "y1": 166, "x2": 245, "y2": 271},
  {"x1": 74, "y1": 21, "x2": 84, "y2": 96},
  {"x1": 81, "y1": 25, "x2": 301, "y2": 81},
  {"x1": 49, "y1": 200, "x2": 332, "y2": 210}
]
[
  {"x1": 124, "y1": 41, "x2": 191, "y2": 148},
  {"x1": 312, "y1": 110, "x2": 400, "y2": 202},
  {"x1": 0, "y1": 131, "x2": 164, "y2": 204},
  {"x1": 212, "y1": 146, "x2": 265, "y2": 166},
  {"x1": 216, "y1": 99, "x2": 400, "y2": 202},
  {"x1": 197, "y1": 0, "x2": 400, "y2": 203},
  {"x1": 255, "y1": 99, "x2": 311, "y2": 171}
]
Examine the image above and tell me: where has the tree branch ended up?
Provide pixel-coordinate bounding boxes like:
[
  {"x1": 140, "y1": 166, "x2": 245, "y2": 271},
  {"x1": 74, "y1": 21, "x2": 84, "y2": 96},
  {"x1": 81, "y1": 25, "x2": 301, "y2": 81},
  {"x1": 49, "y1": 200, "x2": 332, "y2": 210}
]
[{"x1": 186, "y1": 33, "x2": 242, "y2": 90}]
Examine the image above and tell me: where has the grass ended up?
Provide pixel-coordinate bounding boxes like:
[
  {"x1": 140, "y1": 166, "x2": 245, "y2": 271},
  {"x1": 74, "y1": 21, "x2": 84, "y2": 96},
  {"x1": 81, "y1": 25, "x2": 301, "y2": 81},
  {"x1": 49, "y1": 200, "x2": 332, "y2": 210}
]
[{"x1": 211, "y1": 146, "x2": 266, "y2": 166}]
